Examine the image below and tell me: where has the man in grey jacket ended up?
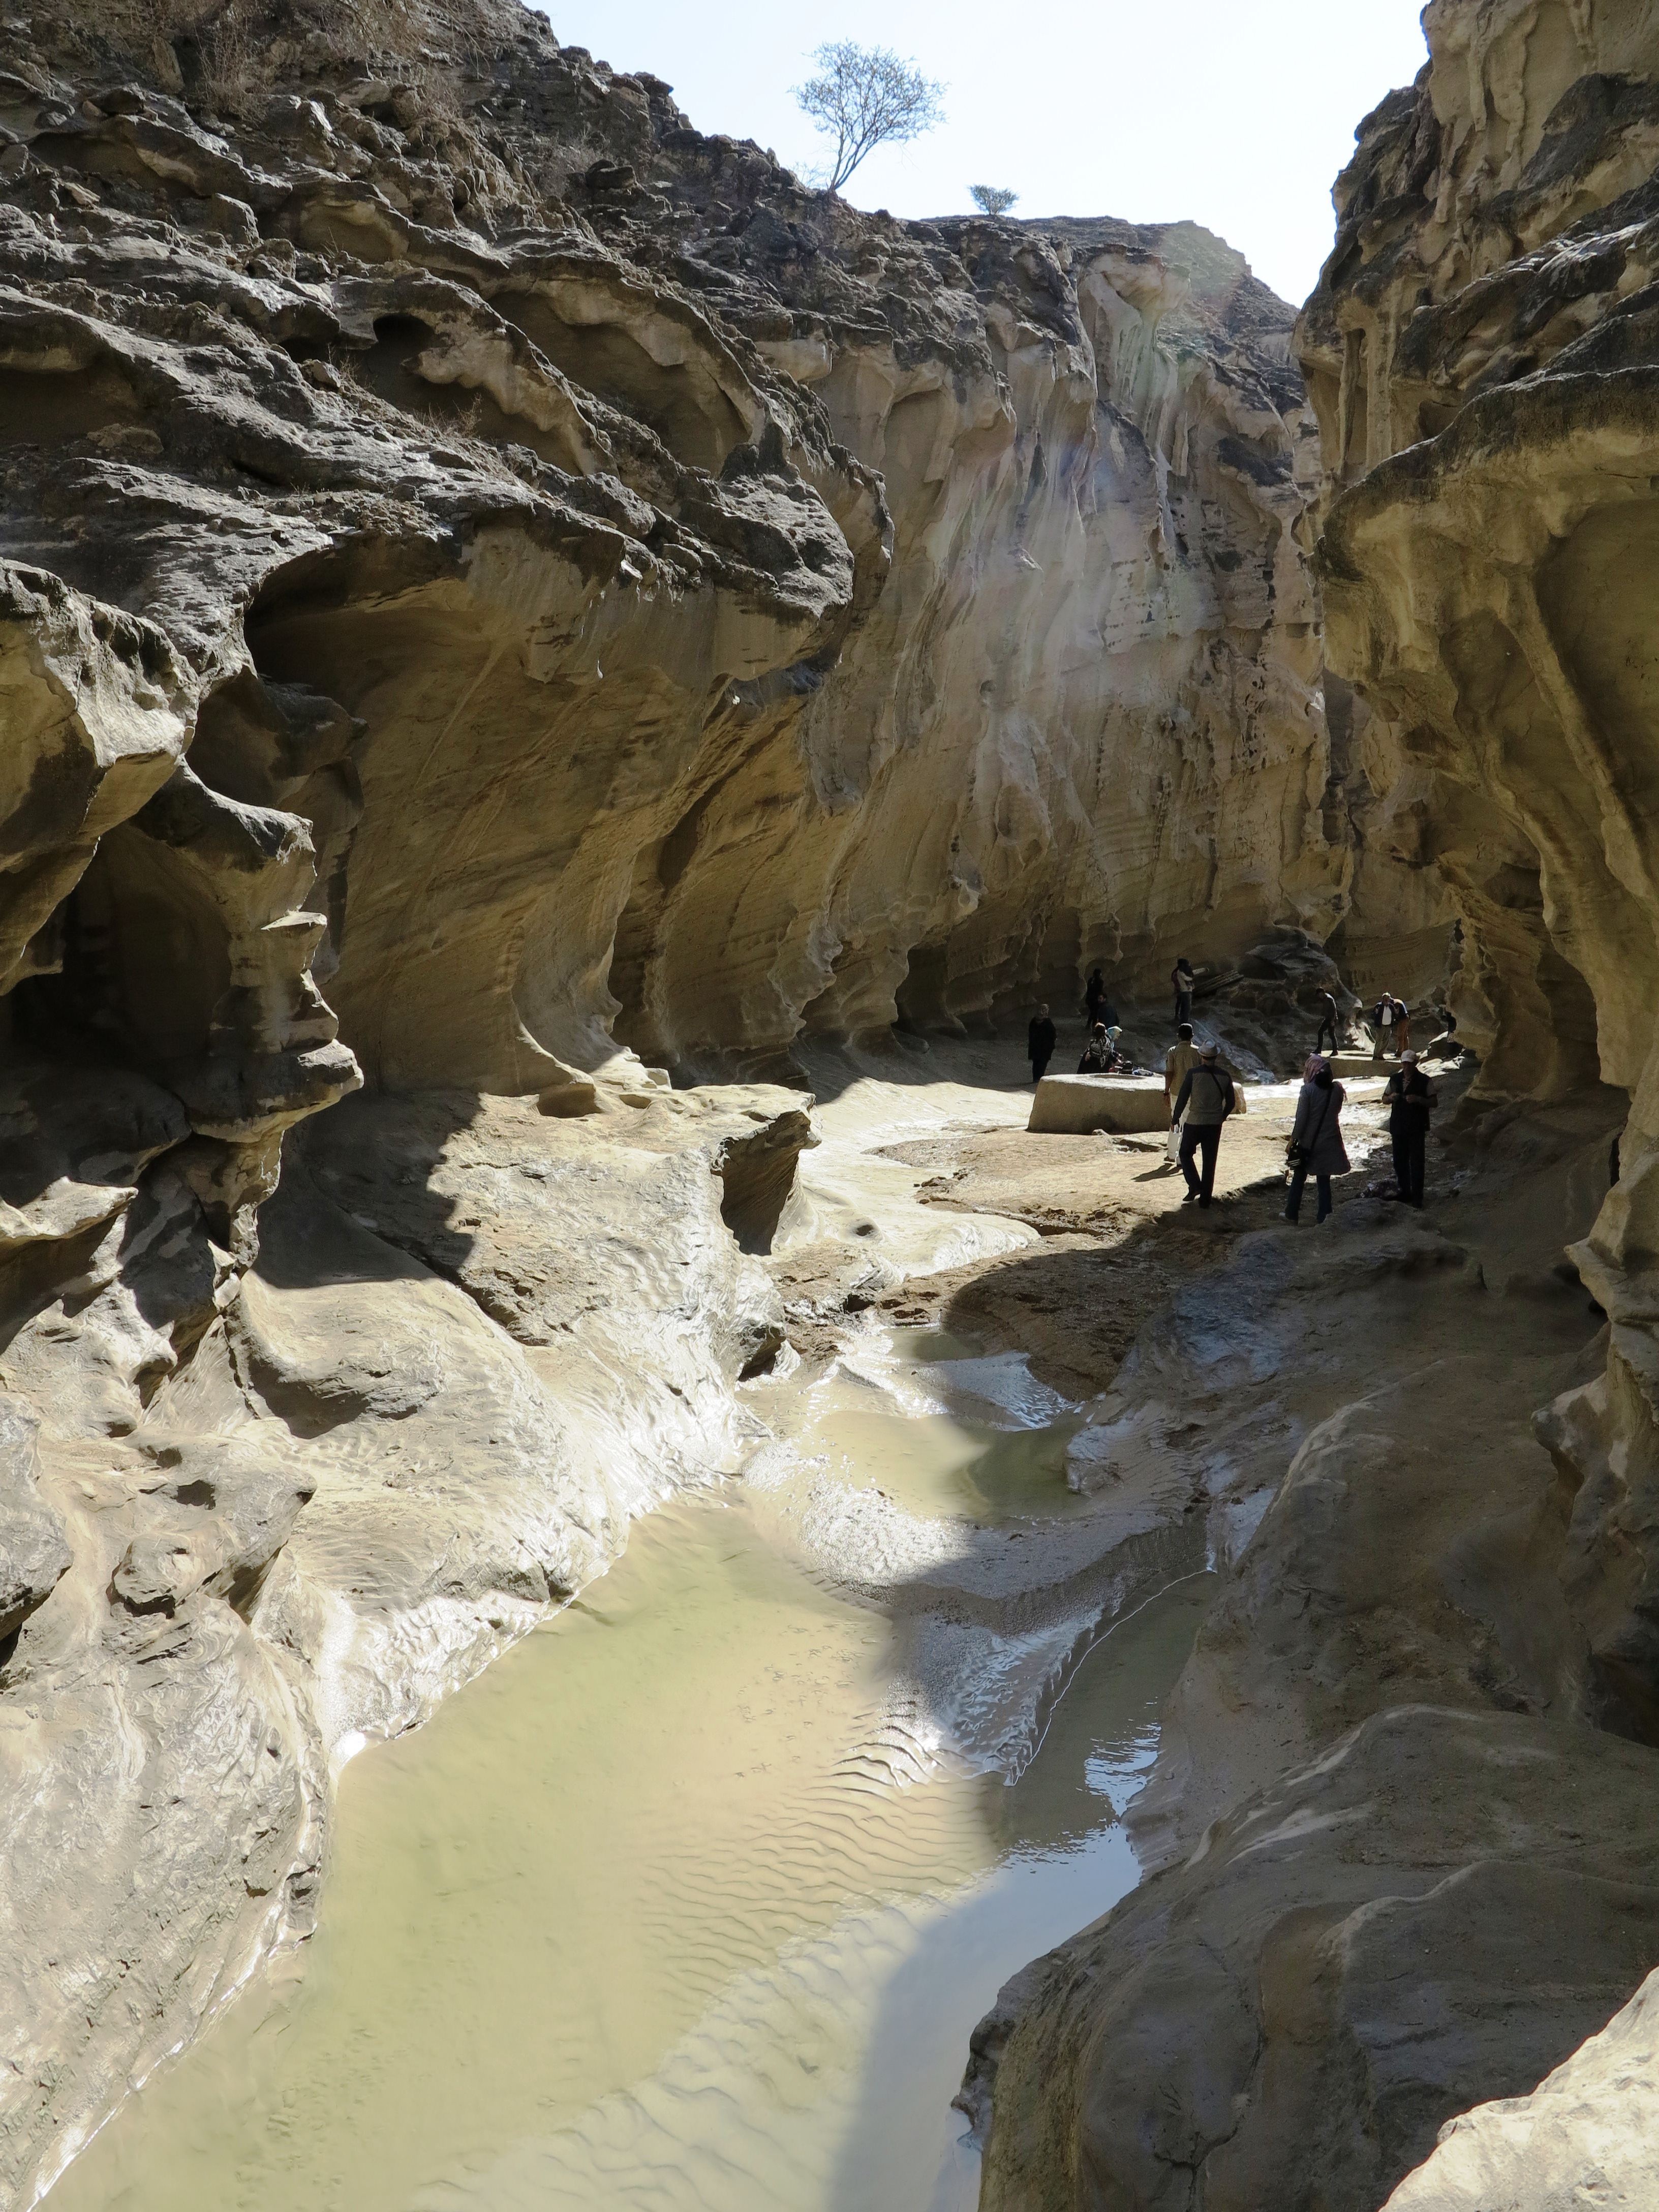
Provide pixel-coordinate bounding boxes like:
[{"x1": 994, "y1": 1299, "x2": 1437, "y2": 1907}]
[{"x1": 1171, "y1": 1045, "x2": 1237, "y2": 1208}]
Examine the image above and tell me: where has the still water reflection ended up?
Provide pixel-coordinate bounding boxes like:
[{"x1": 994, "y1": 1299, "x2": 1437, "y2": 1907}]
[{"x1": 48, "y1": 1486, "x2": 1210, "y2": 2212}]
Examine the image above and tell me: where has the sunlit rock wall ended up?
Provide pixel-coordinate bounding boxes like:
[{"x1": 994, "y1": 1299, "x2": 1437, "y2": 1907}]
[
  {"x1": 0, "y1": 0, "x2": 1346, "y2": 2195},
  {"x1": 1298, "y1": 0, "x2": 1659, "y2": 1059},
  {"x1": 1298, "y1": 0, "x2": 1659, "y2": 1728},
  {"x1": 613, "y1": 210, "x2": 1340, "y2": 1061}
]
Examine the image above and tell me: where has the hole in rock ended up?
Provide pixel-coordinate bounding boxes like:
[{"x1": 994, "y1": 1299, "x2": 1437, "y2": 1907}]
[
  {"x1": 0, "y1": 364, "x2": 145, "y2": 449},
  {"x1": 493, "y1": 289, "x2": 749, "y2": 471},
  {"x1": 877, "y1": 388, "x2": 947, "y2": 524},
  {"x1": 12, "y1": 825, "x2": 228, "y2": 1085},
  {"x1": 353, "y1": 314, "x2": 583, "y2": 470},
  {"x1": 895, "y1": 941, "x2": 949, "y2": 1032},
  {"x1": 718, "y1": 1141, "x2": 797, "y2": 1255}
]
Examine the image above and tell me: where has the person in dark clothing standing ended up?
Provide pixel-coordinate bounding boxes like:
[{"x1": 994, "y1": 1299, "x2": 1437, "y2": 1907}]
[
  {"x1": 1314, "y1": 989, "x2": 1340, "y2": 1057},
  {"x1": 1085, "y1": 968, "x2": 1107, "y2": 1027},
  {"x1": 1171, "y1": 1044, "x2": 1236, "y2": 1208},
  {"x1": 1172, "y1": 956, "x2": 1195, "y2": 1025},
  {"x1": 1027, "y1": 1003, "x2": 1056, "y2": 1084},
  {"x1": 1381, "y1": 1051, "x2": 1437, "y2": 1206},
  {"x1": 1285, "y1": 1058, "x2": 1348, "y2": 1223}
]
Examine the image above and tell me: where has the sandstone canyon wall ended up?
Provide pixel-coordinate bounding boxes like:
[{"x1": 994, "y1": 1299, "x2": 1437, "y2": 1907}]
[
  {"x1": 973, "y1": 5, "x2": 1659, "y2": 2208},
  {"x1": 1303, "y1": 0, "x2": 1659, "y2": 1746},
  {"x1": 0, "y1": 0, "x2": 1349, "y2": 2199}
]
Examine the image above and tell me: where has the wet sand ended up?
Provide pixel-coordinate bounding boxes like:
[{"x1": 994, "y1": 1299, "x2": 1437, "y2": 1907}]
[
  {"x1": 45, "y1": 1483, "x2": 1210, "y2": 2212},
  {"x1": 45, "y1": 1041, "x2": 1291, "y2": 2211}
]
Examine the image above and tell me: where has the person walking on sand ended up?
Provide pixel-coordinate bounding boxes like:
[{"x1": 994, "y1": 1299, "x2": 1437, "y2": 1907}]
[
  {"x1": 1315, "y1": 988, "x2": 1340, "y2": 1058},
  {"x1": 1027, "y1": 1003, "x2": 1056, "y2": 1084},
  {"x1": 1164, "y1": 1021, "x2": 1203, "y2": 1168},
  {"x1": 1171, "y1": 1043, "x2": 1236, "y2": 1209},
  {"x1": 1371, "y1": 989, "x2": 1397, "y2": 1059},
  {"x1": 1284, "y1": 1056, "x2": 1348, "y2": 1224},
  {"x1": 1172, "y1": 956, "x2": 1196, "y2": 1026},
  {"x1": 1078, "y1": 1021, "x2": 1114, "y2": 1073},
  {"x1": 1381, "y1": 1050, "x2": 1437, "y2": 1207},
  {"x1": 1393, "y1": 996, "x2": 1411, "y2": 1056}
]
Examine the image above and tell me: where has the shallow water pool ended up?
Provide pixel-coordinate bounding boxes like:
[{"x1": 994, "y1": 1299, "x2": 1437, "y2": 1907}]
[{"x1": 47, "y1": 1481, "x2": 1209, "y2": 2212}]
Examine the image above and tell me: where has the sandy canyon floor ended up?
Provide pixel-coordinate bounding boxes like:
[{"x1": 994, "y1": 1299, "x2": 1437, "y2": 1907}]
[{"x1": 35, "y1": 1027, "x2": 1611, "y2": 2211}]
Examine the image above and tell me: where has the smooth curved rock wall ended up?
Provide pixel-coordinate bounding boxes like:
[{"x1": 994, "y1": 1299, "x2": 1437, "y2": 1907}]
[
  {"x1": 0, "y1": 0, "x2": 1350, "y2": 2197},
  {"x1": 975, "y1": 5, "x2": 1659, "y2": 2207},
  {"x1": 1299, "y1": 0, "x2": 1659, "y2": 1750}
]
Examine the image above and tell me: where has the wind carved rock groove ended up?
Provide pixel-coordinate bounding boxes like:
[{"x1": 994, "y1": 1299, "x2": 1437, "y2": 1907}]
[{"x1": 0, "y1": 0, "x2": 1346, "y2": 2197}]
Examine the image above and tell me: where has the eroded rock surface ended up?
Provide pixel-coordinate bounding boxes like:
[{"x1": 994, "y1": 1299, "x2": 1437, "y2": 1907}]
[
  {"x1": 973, "y1": 4, "x2": 1659, "y2": 2193},
  {"x1": 0, "y1": 0, "x2": 1357, "y2": 2192},
  {"x1": 979, "y1": 1706, "x2": 1659, "y2": 2212}
]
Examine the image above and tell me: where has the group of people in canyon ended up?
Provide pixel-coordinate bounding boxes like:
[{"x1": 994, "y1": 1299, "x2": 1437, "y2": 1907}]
[{"x1": 1024, "y1": 961, "x2": 1444, "y2": 1216}]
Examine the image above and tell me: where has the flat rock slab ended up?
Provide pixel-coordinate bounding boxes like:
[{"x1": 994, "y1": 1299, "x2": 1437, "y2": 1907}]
[
  {"x1": 1327, "y1": 1051, "x2": 1403, "y2": 1076},
  {"x1": 1028, "y1": 1075, "x2": 1168, "y2": 1134}
]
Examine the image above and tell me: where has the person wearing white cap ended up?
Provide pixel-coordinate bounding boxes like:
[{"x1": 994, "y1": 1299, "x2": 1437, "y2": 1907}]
[
  {"x1": 1381, "y1": 1050, "x2": 1437, "y2": 1206},
  {"x1": 1170, "y1": 1043, "x2": 1236, "y2": 1208}
]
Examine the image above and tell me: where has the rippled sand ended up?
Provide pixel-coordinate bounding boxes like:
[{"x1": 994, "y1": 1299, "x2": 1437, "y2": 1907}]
[
  {"x1": 48, "y1": 1048, "x2": 1215, "y2": 2212},
  {"x1": 47, "y1": 1476, "x2": 1208, "y2": 2212}
]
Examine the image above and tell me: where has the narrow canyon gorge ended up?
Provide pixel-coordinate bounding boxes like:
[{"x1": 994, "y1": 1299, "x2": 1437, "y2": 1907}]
[{"x1": 4, "y1": 0, "x2": 1659, "y2": 2206}]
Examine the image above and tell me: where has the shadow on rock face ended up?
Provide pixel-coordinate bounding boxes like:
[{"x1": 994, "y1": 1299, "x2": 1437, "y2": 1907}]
[
  {"x1": 268, "y1": 1092, "x2": 485, "y2": 1292},
  {"x1": 979, "y1": 1705, "x2": 1659, "y2": 2212}
]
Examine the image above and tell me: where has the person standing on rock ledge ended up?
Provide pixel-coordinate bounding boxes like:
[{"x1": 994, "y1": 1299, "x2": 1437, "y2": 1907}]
[
  {"x1": 1381, "y1": 1050, "x2": 1437, "y2": 1207},
  {"x1": 1027, "y1": 1003, "x2": 1056, "y2": 1084},
  {"x1": 1172, "y1": 1044, "x2": 1236, "y2": 1208},
  {"x1": 1315, "y1": 988, "x2": 1340, "y2": 1058},
  {"x1": 1284, "y1": 1056, "x2": 1348, "y2": 1224},
  {"x1": 1172, "y1": 956, "x2": 1196, "y2": 1026}
]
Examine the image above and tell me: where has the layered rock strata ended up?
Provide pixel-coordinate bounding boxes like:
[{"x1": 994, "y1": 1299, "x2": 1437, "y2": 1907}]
[
  {"x1": 0, "y1": 0, "x2": 1353, "y2": 2198},
  {"x1": 1303, "y1": 0, "x2": 1659, "y2": 1772},
  {"x1": 975, "y1": 3, "x2": 1659, "y2": 2205}
]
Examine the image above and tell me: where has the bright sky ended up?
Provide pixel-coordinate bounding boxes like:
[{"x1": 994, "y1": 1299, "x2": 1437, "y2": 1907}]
[{"x1": 535, "y1": 1, "x2": 1429, "y2": 306}]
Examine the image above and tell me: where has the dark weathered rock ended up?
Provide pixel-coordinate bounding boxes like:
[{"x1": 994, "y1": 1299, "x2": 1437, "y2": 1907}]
[{"x1": 981, "y1": 1708, "x2": 1659, "y2": 2212}]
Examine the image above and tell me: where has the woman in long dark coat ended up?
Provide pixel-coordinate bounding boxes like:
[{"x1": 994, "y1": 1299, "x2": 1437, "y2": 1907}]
[{"x1": 1285, "y1": 1058, "x2": 1349, "y2": 1224}]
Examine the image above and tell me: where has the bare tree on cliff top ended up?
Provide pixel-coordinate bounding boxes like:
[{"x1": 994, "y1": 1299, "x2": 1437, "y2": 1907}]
[
  {"x1": 970, "y1": 185, "x2": 1019, "y2": 217},
  {"x1": 794, "y1": 42, "x2": 944, "y2": 194}
]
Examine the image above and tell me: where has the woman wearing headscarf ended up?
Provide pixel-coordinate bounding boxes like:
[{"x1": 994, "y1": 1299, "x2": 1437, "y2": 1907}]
[{"x1": 1284, "y1": 1055, "x2": 1349, "y2": 1224}]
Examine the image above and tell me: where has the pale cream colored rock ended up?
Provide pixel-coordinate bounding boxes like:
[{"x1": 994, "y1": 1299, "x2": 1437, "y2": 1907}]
[
  {"x1": 1299, "y1": 0, "x2": 1659, "y2": 1773},
  {"x1": 977, "y1": 1707, "x2": 1659, "y2": 2212},
  {"x1": 0, "y1": 0, "x2": 1358, "y2": 2193},
  {"x1": 967, "y1": 1087, "x2": 1648, "y2": 2206},
  {"x1": 0, "y1": 564, "x2": 190, "y2": 993},
  {"x1": 1028, "y1": 1074, "x2": 1169, "y2": 1134},
  {"x1": 1385, "y1": 1963, "x2": 1659, "y2": 2211},
  {"x1": 972, "y1": 10, "x2": 1659, "y2": 2204}
]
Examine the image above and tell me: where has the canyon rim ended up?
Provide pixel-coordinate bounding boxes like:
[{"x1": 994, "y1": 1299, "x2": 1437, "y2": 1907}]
[{"x1": 3, "y1": 0, "x2": 1659, "y2": 2208}]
